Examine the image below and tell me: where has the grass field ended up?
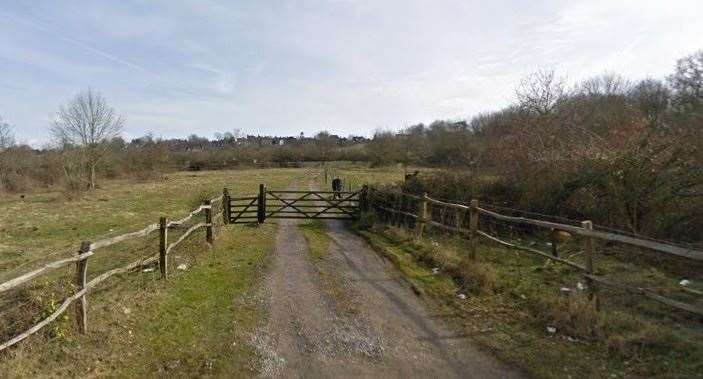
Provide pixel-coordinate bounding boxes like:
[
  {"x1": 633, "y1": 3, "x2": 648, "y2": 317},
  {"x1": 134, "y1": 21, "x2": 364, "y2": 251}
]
[
  {"x1": 317, "y1": 162, "x2": 413, "y2": 191},
  {"x1": 0, "y1": 167, "x2": 314, "y2": 377},
  {"x1": 2, "y1": 163, "x2": 701, "y2": 377},
  {"x1": 0, "y1": 168, "x2": 311, "y2": 280}
]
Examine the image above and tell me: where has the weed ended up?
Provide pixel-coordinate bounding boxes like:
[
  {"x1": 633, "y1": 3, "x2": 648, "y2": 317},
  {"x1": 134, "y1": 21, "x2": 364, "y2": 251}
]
[{"x1": 360, "y1": 222, "x2": 703, "y2": 377}]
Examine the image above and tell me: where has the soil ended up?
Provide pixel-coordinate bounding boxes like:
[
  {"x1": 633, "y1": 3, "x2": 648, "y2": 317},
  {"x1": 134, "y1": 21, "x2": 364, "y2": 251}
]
[{"x1": 250, "y1": 176, "x2": 524, "y2": 378}]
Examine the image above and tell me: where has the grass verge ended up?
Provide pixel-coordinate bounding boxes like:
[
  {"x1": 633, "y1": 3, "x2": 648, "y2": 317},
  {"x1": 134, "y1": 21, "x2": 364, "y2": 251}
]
[
  {"x1": 299, "y1": 220, "x2": 330, "y2": 261},
  {"x1": 299, "y1": 220, "x2": 361, "y2": 316},
  {"x1": 355, "y1": 224, "x2": 703, "y2": 379},
  {"x1": 0, "y1": 223, "x2": 275, "y2": 377}
]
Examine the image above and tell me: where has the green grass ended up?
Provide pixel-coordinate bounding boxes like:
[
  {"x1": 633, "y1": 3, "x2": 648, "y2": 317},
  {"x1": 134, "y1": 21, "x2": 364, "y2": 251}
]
[
  {"x1": 318, "y1": 162, "x2": 409, "y2": 191},
  {"x1": 299, "y1": 220, "x2": 329, "y2": 260},
  {"x1": 0, "y1": 219, "x2": 276, "y2": 377},
  {"x1": 0, "y1": 168, "x2": 310, "y2": 280},
  {"x1": 125, "y1": 224, "x2": 274, "y2": 377},
  {"x1": 0, "y1": 168, "x2": 313, "y2": 377},
  {"x1": 357, "y1": 224, "x2": 703, "y2": 378},
  {"x1": 299, "y1": 220, "x2": 362, "y2": 316}
]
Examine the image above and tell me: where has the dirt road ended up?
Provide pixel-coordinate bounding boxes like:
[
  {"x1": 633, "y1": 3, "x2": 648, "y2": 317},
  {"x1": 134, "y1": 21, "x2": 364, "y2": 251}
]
[{"x1": 251, "y1": 178, "x2": 523, "y2": 378}]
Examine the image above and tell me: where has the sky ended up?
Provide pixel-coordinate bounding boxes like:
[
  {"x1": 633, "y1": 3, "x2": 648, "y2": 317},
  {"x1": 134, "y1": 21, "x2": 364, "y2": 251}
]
[{"x1": 0, "y1": 0, "x2": 702, "y2": 146}]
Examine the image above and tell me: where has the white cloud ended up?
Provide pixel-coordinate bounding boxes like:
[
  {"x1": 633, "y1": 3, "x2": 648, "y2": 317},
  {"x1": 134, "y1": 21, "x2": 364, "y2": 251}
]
[{"x1": 0, "y1": 0, "x2": 702, "y2": 143}]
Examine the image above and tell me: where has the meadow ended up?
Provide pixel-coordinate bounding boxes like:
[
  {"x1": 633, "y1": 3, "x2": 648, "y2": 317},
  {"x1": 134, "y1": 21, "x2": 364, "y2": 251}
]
[
  {"x1": 0, "y1": 167, "x2": 310, "y2": 376},
  {"x1": 0, "y1": 168, "x2": 311, "y2": 279},
  {"x1": 1, "y1": 163, "x2": 702, "y2": 377}
]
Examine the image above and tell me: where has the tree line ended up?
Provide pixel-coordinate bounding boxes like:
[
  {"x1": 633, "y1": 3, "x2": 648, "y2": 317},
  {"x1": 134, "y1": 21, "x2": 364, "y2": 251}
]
[
  {"x1": 388, "y1": 50, "x2": 702, "y2": 242},
  {"x1": 0, "y1": 92, "x2": 370, "y2": 194},
  {"x1": 1, "y1": 50, "x2": 701, "y2": 241}
]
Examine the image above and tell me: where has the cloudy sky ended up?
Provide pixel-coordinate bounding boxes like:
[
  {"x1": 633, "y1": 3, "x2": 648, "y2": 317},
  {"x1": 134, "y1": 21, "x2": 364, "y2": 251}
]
[{"x1": 1, "y1": 0, "x2": 701, "y2": 145}]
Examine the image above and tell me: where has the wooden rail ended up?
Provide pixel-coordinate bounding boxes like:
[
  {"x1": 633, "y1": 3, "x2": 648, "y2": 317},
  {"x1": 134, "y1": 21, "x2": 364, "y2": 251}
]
[
  {"x1": 368, "y1": 189, "x2": 703, "y2": 318},
  {"x1": 475, "y1": 207, "x2": 703, "y2": 261},
  {"x1": 0, "y1": 252, "x2": 95, "y2": 293},
  {"x1": 0, "y1": 189, "x2": 230, "y2": 352}
]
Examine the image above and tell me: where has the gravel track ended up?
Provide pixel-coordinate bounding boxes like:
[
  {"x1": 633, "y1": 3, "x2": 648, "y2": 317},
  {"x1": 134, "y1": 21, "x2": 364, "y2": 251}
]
[{"x1": 250, "y1": 176, "x2": 524, "y2": 378}]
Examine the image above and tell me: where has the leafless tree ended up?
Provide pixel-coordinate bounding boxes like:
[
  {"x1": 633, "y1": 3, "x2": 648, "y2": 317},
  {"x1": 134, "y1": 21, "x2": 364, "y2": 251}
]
[
  {"x1": 668, "y1": 50, "x2": 703, "y2": 100},
  {"x1": 0, "y1": 117, "x2": 14, "y2": 150},
  {"x1": 516, "y1": 69, "x2": 565, "y2": 116},
  {"x1": 577, "y1": 73, "x2": 632, "y2": 97},
  {"x1": 630, "y1": 79, "x2": 671, "y2": 128},
  {"x1": 51, "y1": 89, "x2": 124, "y2": 189}
]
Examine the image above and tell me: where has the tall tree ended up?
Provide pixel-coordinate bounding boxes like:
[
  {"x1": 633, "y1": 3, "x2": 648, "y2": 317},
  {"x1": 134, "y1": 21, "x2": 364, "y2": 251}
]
[{"x1": 51, "y1": 89, "x2": 124, "y2": 189}]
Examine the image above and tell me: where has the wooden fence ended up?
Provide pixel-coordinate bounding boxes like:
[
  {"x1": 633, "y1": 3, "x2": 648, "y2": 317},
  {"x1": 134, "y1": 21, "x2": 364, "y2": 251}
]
[
  {"x1": 0, "y1": 189, "x2": 232, "y2": 352},
  {"x1": 367, "y1": 188, "x2": 703, "y2": 318}
]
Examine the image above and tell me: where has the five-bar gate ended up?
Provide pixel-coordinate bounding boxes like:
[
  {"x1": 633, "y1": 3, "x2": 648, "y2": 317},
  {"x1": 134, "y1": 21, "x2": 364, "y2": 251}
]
[{"x1": 226, "y1": 185, "x2": 367, "y2": 224}]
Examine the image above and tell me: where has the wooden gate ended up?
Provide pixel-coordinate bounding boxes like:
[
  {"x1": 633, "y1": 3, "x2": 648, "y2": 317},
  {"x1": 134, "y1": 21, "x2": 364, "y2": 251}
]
[
  {"x1": 226, "y1": 185, "x2": 367, "y2": 223},
  {"x1": 227, "y1": 189, "x2": 260, "y2": 224},
  {"x1": 266, "y1": 188, "x2": 361, "y2": 220}
]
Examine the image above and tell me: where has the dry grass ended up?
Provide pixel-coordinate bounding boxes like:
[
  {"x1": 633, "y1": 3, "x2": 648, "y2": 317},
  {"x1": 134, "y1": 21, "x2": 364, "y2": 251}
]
[
  {"x1": 358, "y1": 222, "x2": 703, "y2": 378},
  {"x1": 0, "y1": 168, "x2": 311, "y2": 280},
  {"x1": 0, "y1": 168, "x2": 314, "y2": 377}
]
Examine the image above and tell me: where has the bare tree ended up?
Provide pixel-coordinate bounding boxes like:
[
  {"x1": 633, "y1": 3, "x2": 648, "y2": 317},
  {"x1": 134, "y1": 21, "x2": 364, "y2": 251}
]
[
  {"x1": 51, "y1": 89, "x2": 124, "y2": 189},
  {"x1": 630, "y1": 79, "x2": 671, "y2": 128},
  {"x1": 516, "y1": 69, "x2": 565, "y2": 116},
  {"x1": 577, "y1": 73, "x2": 632, "y2": 97},
  {"x1": 668, "y1": 50, "x2": 703, "y2": 100},
  {"x1": 0, "y1": 116, "x2": 14, "y2": 150}
]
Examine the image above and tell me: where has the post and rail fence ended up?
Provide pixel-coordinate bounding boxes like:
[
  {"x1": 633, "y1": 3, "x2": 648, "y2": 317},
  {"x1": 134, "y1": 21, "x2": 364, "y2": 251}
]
[
  {"x1": 0, "y1": 190, "x2": 229, "y2": 352},
  {"x1": 366, "y1": 188, "x2": 703, "y2": 318},
  {"x1": 0, "y1": 183, "x2": 369, "y2": 352},
  {"x1": 4, "y1": 180, "x2": 699, "y2": 353}
]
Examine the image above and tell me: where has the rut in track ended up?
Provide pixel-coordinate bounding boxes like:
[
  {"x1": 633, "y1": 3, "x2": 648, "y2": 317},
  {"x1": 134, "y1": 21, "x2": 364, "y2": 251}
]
[{"x1": 250, "y1": 178, "x2": 524, "y2": 378}]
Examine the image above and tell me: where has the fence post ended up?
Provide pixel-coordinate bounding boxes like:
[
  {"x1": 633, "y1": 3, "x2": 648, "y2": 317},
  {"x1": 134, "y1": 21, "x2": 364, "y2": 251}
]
[
  {"x1": 205, "y1": 200, "x2": 213, "y2": 244},
  {"x1": 469, "y1": 199, "x2": 479, "y2": 260},
  {"x1": 416, "y1": 193, "x2": 428, "y2": 239},
  {"x1": 223, "y1": 188, "x2": 231, "y2": 225},
  {"x1": 75, "y1": 241, "x2": 90, "y2": 334},
  {"x1": 360, "y1": 185, "x2": 369, "y2": 213},
  {"x1": 581, "y1": 220, "x2": 599, "y2": 309},
  {"x1": 550, "y1": 230, "x2": 559, "y2": 257},
  {"x1": 159, "y1": 217, "x2": 168, "y2": 279},
  {"x1": 258, "y1": 184, "x2": 266, "y2": 224}
]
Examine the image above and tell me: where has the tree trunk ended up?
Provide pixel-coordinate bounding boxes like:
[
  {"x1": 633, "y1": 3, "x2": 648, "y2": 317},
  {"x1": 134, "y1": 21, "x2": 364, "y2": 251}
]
[{"x1": 89, "y1": 162, "x2": 96, "y2": 190}]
